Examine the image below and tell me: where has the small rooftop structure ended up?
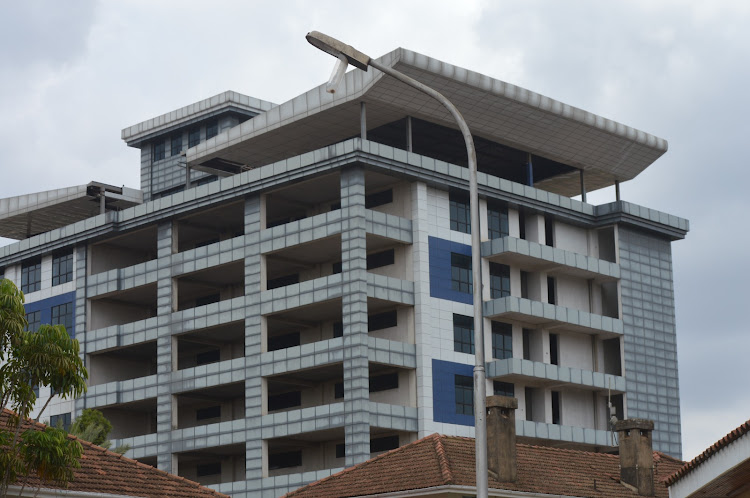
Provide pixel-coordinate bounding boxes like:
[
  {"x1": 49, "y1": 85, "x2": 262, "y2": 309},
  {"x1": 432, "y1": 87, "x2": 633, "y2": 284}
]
[
  {"x1": 0, "y1": 182, "x2": 142, "y2": 240},
  {"x1": 1, "y1": 410, "x2": 226, "y2": 497}
]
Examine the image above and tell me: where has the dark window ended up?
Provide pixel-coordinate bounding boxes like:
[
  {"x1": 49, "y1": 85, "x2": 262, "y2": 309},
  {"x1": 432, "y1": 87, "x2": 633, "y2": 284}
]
[
  {"x1": 26, "y1": 311, "x2": 41, "y2": 332},
  {"x1": 154, "y1": 185, "x2": 184, "y2": 199},
  {"x1": 449, "y1": 190, "x2": 471, "y2": 234},
  {"x1": 267, "y1": 273, "x2": 299, "y2": 290},
  {"x1": 551, "y1": 391, "x2": 561, "y2": 425},
  {"x1": 366, "y1": 249, "x2": 395, "y2": 270},
  {"x1": 196, "y1": 349, "x2": 220, "y2": 366},
  {"x1": 195, "y1": 293, "x2": 220, "y2": 307},
  {"x1": 519, "y1": 210, "x2": 526, "y2": 240},
  {"x1": 49, "y1": 413, "x2": 71, "y2": 431},
  {"x1": 196, "y1": 462, "x2": 221, "y2": 477},
  {"x1": 453, "y1": 314, "x2": 474, "y2": 354},
  {"x1": 268, "y1": 391, "x2": 301, "y2": 411},
  {"x1": 370, "y1": 435, "x2": 399, "y2": 453},
  {"x1": 520, "y1": 271, "x2": 529, "y2": 299},
  {"x1": 545, "y1": 216, "x2": 554, "y2": 247},
  {"x1": 335, "y1": 443, "x2": 345, "y2": 458},
  {"x1": 450, "y1": 253, "x2": 472, "y2": 294},
  {"x1": 52, "y1": 251, "x2": 73, "y2": 286},
  {"x1": 205, "y1": 120, "x2": 218, "y2": 139},
  {"x1": 51, "y1": 302, "x2": 74, "y2": 338},
  {"x1": 268, "y1": 332, "x2": 300, "y2": 352},
  {"x1": 365, "y1": 189, "x2": 393, "y2": 209},
  {"x1": 195, "y1": 238, "x2": 220, "y2": 249},
  {"x1": 196, "y1": 405, "x2": 221, "y2": 421},
  {"x1": 171, "y1": 134, "x2": 183, "y2": 156},
  {"x1": 334, "y1": 382, "x2": 344, "y2": 399},
  {"x1": 455, "y1": 375, "x2": 473, "y2": 416},
  {"x1": 525, "y1": 387, "x2": 534, "y2": 421},
  {"x1": 489, "y1": 263, "x2": 511, "y2": 299},
  {"x1": 188, "y1": 127, "x2": 201, "y2": 148},
  {"x1": 493, "y1": 381, "x2": 515, "y2": 397},
  {"x1": 491, "y1": 321, "x2": 512, "y2": 360},
  {"x1": 369, "y1": 373, "x2": 398, "y2": 393},
  {"x1": 21, "y1": 258, "x2": 42, "y2": 294},
  {"x1": 269, "y1": 451, "x2": 302, "y2": 470},
  {"x1": 522, "y1": 329, "x2": 531, "y2": 360},
  {"x1": 549, "y1": 333, "x2": 559, "y2": 366},
  {"x1": 488, "y1": 202, "x2": 509, "y2": 239},
  {"x1": 547, "y1": 277, "x2": 556, "y2": 305},
  {"x1": 332, "y1": 322, "x2": 343, "y2": 338},
  {"x1": 153, "y1": 140, "x2": 165, "y2": 161},
  {"x1": 332, "y1": 261, "x2": 342, "y2": 274},
  {"x1": 368, "y1": 310, "x2": 397, "y2": 331},
  {"x1": 330, "y1": 201, "x2": 341, "y2": 211}
]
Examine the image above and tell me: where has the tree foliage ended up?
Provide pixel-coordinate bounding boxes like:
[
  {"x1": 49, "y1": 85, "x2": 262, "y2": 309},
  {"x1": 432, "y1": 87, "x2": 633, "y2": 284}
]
[
  {"x1": 69, "y1": 408, "x2": 129, "y2": 455},
  {"x1": 0, "y1": 279, "x2": 88, "y2": 495}
]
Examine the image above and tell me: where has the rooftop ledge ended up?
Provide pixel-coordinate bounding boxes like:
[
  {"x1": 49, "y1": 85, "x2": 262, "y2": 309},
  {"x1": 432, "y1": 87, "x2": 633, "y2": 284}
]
[
  {"x1": 487, "y1": 357, "x2": 626, "y2": 393},
  {"x1": 1, "y1": 139, "x2": 687, "y2": 264},
  {"x1": 483, "y1": 296, "x2": 624, "y2": 337}
]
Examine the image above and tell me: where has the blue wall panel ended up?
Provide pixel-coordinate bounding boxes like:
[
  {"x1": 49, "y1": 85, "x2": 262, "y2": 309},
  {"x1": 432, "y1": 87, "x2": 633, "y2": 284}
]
[
  {"x1": 428, "y1": 236, "x2": 473, "y2": 305},
  {"x1": 24, "y1": 291, "x2": 76, "y2": 338},
  {"x1": 432, "y1": 358, "x2": 475, "y2": 426}
]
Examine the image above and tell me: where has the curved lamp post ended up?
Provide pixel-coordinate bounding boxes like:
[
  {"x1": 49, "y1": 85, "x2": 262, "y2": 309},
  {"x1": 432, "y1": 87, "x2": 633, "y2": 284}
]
[{"x1": 306, "y1": 31, "x2": 488, "y2": 498}]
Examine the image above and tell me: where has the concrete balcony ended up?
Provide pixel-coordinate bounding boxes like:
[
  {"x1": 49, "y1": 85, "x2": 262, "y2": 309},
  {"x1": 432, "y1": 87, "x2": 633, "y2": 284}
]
[
  {"x1": 483, "y1": 296, "x2": 623, "y2": 337},
  {"x1": 486, "y1": 358, "x2": 625, "y2": 393},
  {"x1": 482, "y1": 236, "x2": 619, "y2": 282}
]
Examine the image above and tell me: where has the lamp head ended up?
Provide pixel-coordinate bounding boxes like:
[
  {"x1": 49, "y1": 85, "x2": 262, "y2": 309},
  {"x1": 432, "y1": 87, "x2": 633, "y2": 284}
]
[{"x1": 306, "y1": 31, "x2": 371, "y2": 71}]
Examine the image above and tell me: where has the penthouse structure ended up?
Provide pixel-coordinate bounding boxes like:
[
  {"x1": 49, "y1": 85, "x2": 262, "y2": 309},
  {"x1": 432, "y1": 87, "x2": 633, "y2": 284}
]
[{"x1": 0, "y1": 48, "x2": 688, "y2": 496}]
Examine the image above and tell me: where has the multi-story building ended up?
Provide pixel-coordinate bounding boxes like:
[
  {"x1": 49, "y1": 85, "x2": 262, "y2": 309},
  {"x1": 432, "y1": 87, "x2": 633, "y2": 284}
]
[{"x1": 0, "y1": 48, "x2": 688, "y2": 497}]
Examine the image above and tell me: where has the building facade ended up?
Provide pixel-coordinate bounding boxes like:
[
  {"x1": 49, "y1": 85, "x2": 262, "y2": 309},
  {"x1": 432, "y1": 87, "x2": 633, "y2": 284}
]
[{"x1": 0, "y1": 48, "x2": 687, "y2": 496}]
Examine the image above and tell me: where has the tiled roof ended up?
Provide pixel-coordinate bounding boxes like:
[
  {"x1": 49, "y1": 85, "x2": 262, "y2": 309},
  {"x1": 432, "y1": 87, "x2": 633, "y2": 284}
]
[
  {"x1": 285, "y1": 433, "x2": 684, "y2": 498},
  {"x1": 1, "y1": 409, "x2": 228, "y2": 497},
  {"x1": 666, "y1": 418, "x2": 750, "y2": 486}
]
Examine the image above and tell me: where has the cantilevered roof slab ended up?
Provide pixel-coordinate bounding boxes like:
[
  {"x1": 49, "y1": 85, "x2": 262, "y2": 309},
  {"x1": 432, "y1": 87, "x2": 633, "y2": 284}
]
[
  {"x1": 187, "y1": 48, "x2": 668, "y2": 197},
  {"x1": 0, "y1": 182, "x2": 142, "y2": 240}
]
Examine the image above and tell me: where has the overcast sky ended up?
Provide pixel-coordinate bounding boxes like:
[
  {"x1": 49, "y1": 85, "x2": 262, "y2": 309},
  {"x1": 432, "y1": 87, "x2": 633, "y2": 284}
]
[{"x1": 1, "y1": 1, "x2": 748, "y2": 461}]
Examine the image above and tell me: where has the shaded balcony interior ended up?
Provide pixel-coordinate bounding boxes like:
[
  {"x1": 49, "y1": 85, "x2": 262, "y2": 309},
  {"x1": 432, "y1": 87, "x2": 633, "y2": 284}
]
[
  {"x1": 89, "y1": 282, "x2": 158, "y2": 329},
  {"x1": 88, "y1": 340, "x2": 156, "y2": 386},
  {"x1": 100, "y1": 398, "x2": 157, "y2": 439},
  {"x1": 176, "y1": 320, "x2": 245, "y2": 370},
  {"x1": 367, "y1": 117, "x2": 577, "y2": 188},
  {"x1": 365, "y1": 233, "x2": 412, "y2": 281},
  {"x1": 175, "y1": 200, "x2": 245, "y2": 252},
  {"x1": 265, "y1": 173, "x2": 340, "y2": 228},
  {"x1": 264, "y1": 234, "x2": 341, "y2": 290},
  {"x1": 174, "y1": 260, "x2": 244, "y2": 311},
  {"x1": 177, "y1": 443, "x2": 245, "y2": 486},
  {"x1": 367, "y1": 363, "x2": 416, "y2": 407},
  {"x1": 265, "y1": 363, "x2": 343, "y2": 414},
  {"x1": 89, "y1": 225, "x2": 158, "y2": 274},
  {"x1": 266, "y1": 428, "x2": 345, "y2": 477},
  {"x1": 520, "y1": 329, "x2": 623, "y2": 376},
  {"x1": 175, "y1": 381, "x2": 245, "y2": 429},
  {"x1": 367, "y1": 298, "x2": 414, "y2": 343},
  {"x1": 265, "y1": 298, "x2": 342, "y2": 352},
  {"x1": 369, "y1": 429, "x2": 416, "y2": 456},
  {"x1": 363, "y1": 170, "x2": 411, "y2": 219}
]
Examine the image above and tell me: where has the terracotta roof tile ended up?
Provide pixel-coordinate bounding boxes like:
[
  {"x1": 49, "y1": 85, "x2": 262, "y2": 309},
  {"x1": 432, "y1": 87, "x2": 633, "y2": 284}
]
[
  {"x1": 285, "y1": 433, "x2": 684, "y2": 498},
  {"x1": 2, "y1": 409, "x2": 228, "y2": 497},
  {"x1": 666, "y1": 418, "x2": 750, "y2": 486}
]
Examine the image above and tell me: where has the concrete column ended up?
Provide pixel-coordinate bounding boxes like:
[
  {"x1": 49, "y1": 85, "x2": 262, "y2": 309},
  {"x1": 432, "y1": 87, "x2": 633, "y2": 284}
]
[
  {"x1": 360, "y1": 102, "x2": 367, "y2": 140},
  {"x1": 406, "y1": 116, "x2": 413, "y2": 152},
  {"x1": 615, "y1": 180, "x2": 621, "y2": 201},
  {"x1": 340, "y1": 166, "x2": 371, "y2": 466},
  {"x1": 580, "y1": 169, "x2": 587, "y2": 203},
  {"x1": 74, "y1": 245, "x2": 88, "y2": 417}
]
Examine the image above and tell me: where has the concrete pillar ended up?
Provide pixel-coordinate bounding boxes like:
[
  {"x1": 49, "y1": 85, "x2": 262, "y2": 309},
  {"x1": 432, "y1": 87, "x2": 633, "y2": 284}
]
[
  {"x1": 487, "y1": 396, "x2": 518, "y2": 482},
  {"x1": 580, "y1": 169, "x2": 587, "y2": 203},
  {"x1": 360, "y1": 102, "x2": 367, "y2": 140},
  {"x1": 406, "y1": 116, "x2": 413, "y2": 152},
  {"x1": 341, "y1": 166, "x2": 371, "y2": 466}
]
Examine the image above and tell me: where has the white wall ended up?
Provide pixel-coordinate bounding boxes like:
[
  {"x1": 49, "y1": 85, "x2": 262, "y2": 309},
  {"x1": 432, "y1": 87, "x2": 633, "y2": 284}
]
[
  {"x1": 555, "y1": 275, "x2": 590, "y2": 312},
  {"x1": 559, "y1": 332, "x2": 593, "y2": 371},
  {"x1": 554, "y1": 222, "x2": 589, "y2": 255}
]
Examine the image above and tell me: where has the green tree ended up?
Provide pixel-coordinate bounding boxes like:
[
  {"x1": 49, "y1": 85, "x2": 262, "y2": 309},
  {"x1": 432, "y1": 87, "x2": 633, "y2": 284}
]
[
  {"x1": 0, "y1": 279, "x2": 88, "y2": 495},
  {"x1": 69, "y1": 409, "x2": 129, "y2": 455}
]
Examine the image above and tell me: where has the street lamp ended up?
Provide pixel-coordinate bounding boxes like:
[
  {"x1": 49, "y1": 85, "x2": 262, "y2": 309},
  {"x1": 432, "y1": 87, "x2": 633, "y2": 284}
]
[{"x1": 306, "y1": 31, "x2": 489, "y2": 498}]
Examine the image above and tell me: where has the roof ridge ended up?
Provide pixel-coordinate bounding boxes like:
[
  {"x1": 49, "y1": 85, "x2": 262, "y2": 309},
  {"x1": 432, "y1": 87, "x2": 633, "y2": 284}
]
[{"x1": 433, "y1": 434, "x2": 453, "y2": 485}]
